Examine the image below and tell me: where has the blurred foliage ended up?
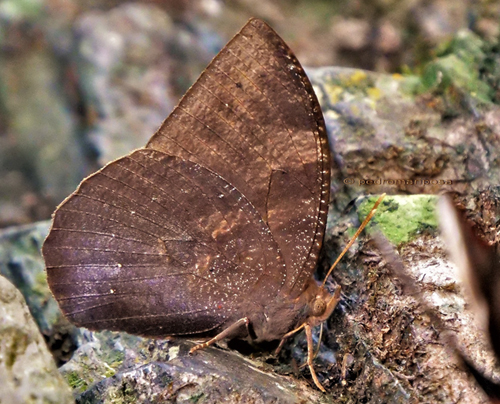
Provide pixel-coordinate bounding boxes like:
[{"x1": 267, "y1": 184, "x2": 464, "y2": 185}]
[{"x1": 420, "y1": 31, "x2": 493, "y2": 103}]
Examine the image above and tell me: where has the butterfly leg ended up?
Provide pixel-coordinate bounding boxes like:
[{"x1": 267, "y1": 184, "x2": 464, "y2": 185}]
[
  {"x1": 305, "y1": 323, "x2": 326, "y2": 392},
  {"x1": 274, "y1": 323, "x2": 305, "y2": 356},
  {"x1": 189, "y1": 317, "x2": 250, "y2": 354}
]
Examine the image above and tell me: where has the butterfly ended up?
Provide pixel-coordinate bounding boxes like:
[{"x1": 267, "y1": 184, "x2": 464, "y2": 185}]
[{"x1": 43, "y1": 18, "x2": 383, "y2": 392}]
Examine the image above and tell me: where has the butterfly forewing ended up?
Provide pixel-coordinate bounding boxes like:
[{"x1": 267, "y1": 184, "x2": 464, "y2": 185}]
[{"x1": 147, "y1": 18, "x2": 330, "y2": 296}]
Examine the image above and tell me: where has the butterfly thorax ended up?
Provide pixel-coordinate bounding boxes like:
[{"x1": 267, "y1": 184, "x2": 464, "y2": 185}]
[{"x1": 241, "y1": 278, "x2": 335, "y2": 343}]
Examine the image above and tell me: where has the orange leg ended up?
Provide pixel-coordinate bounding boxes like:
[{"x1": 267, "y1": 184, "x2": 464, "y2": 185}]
[
  {"x1": 305, "y1": 323, "x2": 326, "y2": 392},
  {"x1": 274, "y1": 323, "x2": 305, "y2": 356},
  {"x1": 189, "y1": 317, "x2": 249, "y2": 354}
]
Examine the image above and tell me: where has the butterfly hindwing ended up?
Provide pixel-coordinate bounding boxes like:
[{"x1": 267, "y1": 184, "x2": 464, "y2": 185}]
[{"x1": 43, "y1": 149, "x2": 286, "y2": 337}]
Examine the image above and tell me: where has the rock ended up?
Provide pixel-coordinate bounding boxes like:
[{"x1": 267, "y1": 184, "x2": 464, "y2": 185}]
[
  {"x1": 0, "y1": 0, "x2": 87, "y2": 225},
  {"x1": 59, "y1": 331, "x2": 326, "y2": 404},
  {"x1": 72, "y1": 3, "x2": 222, "y2": 165},
  {"x1": 330, "y1": 18, "x2": 371, "y2": 51},
  {"x1": 0, "y1": 222, "x2": 57, "y2": 333},
  {"x1": 308, "y1": 62, "x2": 500, "y2": 211},
  {"x1": 315, "y1": 192, "x2": 496, "y2": 403},
  {"x1": 0, "y1": 222, "x2": 80, "y2": 366},
  {"x1": 0, "y1": 274, "x2": 74, "y2": 404},
  {"x1": 73, "y1": 3, "x2": 177, "y2": 164},
  {"x1": 2, "y1": 199, "x2": 497, "y2": 403},
  {"x1": 0, "y1": 0, "x2": 87, "y2": 205},
  {"x1": 414, "y1": 0, "x2": 469, "y2": 45},
  {"x1": 0, "y1": 222, "x2": 328, "y2": 403}
]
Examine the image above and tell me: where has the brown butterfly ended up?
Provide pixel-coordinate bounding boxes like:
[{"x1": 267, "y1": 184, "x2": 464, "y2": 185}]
[{"x1": 42, "y1": 17, "x2": 381, "y2": 392}]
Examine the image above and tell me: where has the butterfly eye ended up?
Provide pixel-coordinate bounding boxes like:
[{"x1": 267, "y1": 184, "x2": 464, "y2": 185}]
[{"x1": 312, "y1": 297, "x2": 327, "y2": 317}]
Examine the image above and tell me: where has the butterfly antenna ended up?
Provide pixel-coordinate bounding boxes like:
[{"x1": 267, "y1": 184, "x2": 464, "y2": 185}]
[{"x1": 321, "y1": 193, "x2": 386, "y2": 287}]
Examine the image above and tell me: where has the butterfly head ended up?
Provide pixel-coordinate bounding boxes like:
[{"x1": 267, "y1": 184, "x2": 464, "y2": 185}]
[
  {"x1": 311, "y1": 293, "x2": 327, "y2": 317},
  {"x1": 297, "y1": 279, "x2": 342, "y2": 329}
]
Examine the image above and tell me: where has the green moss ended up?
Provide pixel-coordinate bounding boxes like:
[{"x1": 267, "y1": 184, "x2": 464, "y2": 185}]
[
  {"x1": 436, "y1": 30, "x2": 485, "y2": 65},
  {"x1": 66, "y1": 371, "x2": 88, "y2": 393},
  {"x1": 323, "y1": 70, "x2": 377, "y2": 101},
  {"x1": 346, "y1": 226, "x2": 357, "y2": 239},
  {"x1": 405, "y1": 29, "x2": 495, "y2": 105},
  {"x1": 4, "y1": 328, "x2": 29, "y2": 369},
  {"x1": 32, "y1": 270, "x2": 49, "y2": 297},
  {"x1": 103, "y1": 366, "x2": 117, "y2": 378},
  {"x1": 98, "y1": 331, "x2": 126, "y2": 366},
  {"x1": 103, "y1": 349, "x2": 125, "y2": 367},
  {"x1": 479, "y1": 41, "x2": 500, "y2": 104},
  {"x1": 190, "y1": 392, "x2": 205, "y2": 403},
  {"x1": 358, "y1": 195, "x2": 438, "y2": 246},
  {"x1": 422, "y1": 54, "x2": 492, "y2": 103}
]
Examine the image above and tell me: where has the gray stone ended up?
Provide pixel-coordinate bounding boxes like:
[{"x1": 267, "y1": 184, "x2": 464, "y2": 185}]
[
  {"x1": 0, "y1": 222, "x2": 80, "y2": 367},
  {"x1": 0, "y1": 221, "x2": 58, "y2": 334},
  {"x1": 308, "y1": 62, "x2": 500, "y2": 213},
  {"x1": 0, "y1": 274, "x2": 74, "y2": 404},
  {"x1": 72, "y1": 3, "x2": 221, "y2": 165},
  {"x1": 1, "y1": 199, "x2": 497, "y2": 402},
  {"x1": 60, "y1": 331, "x2": 326, "y2": 404}
]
